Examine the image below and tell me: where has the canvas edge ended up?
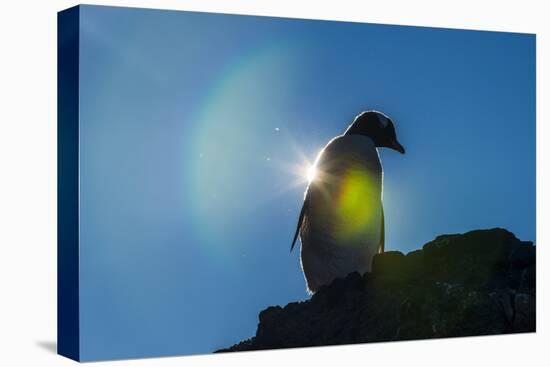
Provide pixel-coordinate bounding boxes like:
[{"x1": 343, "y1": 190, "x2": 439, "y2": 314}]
[{"x1": 57, "y1": 4, "x2": 81, "y2": 362}]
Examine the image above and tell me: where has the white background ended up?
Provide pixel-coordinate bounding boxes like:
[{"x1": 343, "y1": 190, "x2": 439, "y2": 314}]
[{"x1": 0, "y1": 0, "x2": 547, "y2": 365}]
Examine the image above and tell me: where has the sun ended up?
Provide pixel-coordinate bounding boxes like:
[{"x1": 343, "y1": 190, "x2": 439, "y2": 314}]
[{"x1": 307, "y1": 164, "x2": 317, "y2": 183}]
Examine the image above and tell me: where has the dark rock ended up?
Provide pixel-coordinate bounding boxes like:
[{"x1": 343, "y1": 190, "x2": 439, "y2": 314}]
[
  {"x1": 372, "y1": 251, "x2": 406, "y2": 277},
  {"x1": 216, "y1": 228, "x2": 535, "y2": 353}
]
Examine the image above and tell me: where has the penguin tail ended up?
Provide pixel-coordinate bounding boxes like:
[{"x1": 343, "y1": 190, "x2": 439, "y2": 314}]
[{"x1": 290, "y1": 197, "x2": 308, "y2": 252}]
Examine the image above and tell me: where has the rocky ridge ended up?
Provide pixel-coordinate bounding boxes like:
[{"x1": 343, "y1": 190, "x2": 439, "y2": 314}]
[{"x1": 217, "y1": 228, "x2": 535, "y2": 352}]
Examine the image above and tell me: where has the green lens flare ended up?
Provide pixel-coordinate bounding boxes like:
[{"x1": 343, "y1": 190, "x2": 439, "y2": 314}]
[{"x1": 334, "y1": 167, "x2": 380, "y2": 244}]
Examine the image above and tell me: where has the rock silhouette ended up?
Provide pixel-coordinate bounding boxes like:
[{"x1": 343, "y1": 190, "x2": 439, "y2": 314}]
[{"x1": 217, "y1": 228, "x2": 535, "y2": 352}]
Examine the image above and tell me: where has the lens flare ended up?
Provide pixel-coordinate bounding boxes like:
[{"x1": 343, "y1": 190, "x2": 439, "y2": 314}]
[
  {"x1": 307, "y1": 165, "x2": 317, "y2": 183},
  {"x1": 334, "y1": 167, "x2": 380, "y2": 244}
]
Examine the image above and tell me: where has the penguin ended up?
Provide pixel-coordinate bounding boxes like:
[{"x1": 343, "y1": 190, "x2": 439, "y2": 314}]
[{"x1": 291, "y1": 110, "x2": 405, "y2": 294}]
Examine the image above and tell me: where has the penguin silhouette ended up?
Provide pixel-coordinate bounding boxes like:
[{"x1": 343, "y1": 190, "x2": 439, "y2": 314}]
[{"x1": 291, "y1": 110, "x2": 405, "y2": 294}]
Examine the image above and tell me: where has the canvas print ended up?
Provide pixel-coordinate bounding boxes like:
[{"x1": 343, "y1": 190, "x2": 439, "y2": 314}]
[{"x1": 57, "y1": 5, "x2": 536, "y2": 362}]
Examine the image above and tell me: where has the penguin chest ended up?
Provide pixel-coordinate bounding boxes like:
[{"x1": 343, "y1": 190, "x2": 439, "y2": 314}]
[{"x1": 300, "y1": 136, "x2": 383, "y2": 290}]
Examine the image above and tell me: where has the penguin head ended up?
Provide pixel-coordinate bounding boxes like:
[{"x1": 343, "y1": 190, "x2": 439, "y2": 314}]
[{"x1": 344, "y1": 110, "x2": 405, "y2": 154}]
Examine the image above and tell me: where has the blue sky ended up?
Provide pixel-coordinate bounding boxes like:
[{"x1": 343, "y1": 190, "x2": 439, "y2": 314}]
[{"x1": 77, "y1": 5, "x2": 535, "y2": 361}]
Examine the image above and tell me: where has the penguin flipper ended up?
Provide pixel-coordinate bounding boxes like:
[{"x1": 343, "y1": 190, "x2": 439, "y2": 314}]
[
  {"x1": 378, "y1": 205, "x2": 385, "y2": 254},
  {"x1": 290, "y1": 195, "x2": 309, "y2": 252}
]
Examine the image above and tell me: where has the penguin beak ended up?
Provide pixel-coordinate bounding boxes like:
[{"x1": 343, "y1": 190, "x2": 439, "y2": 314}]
[{"x1": 392, "y1": 140, "x2": 405, "y2": 154}]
